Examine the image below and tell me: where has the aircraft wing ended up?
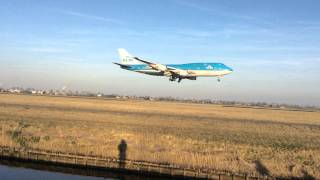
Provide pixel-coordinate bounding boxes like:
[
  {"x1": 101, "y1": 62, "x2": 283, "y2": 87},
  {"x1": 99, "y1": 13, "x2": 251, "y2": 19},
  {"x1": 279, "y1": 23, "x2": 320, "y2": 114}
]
[
  {"x1": 132, "y1": 57, "x2": 153, "y2": 66},
  {"x1": 133, "y1": 57, "x2": 190, "y2": 77}
]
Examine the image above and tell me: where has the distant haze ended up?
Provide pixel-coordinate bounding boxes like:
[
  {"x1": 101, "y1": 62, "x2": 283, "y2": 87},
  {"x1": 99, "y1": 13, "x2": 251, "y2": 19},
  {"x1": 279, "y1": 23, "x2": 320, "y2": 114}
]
[{"x1": 0, "y1": 0, "x2": 320, "y2": 106}]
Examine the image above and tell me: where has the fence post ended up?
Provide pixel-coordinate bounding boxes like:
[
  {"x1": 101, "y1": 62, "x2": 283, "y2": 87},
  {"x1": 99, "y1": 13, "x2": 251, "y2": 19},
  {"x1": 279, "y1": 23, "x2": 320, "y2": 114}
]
[{"x1": 206, "y1": 170, "x2": 210, "y2": 179}]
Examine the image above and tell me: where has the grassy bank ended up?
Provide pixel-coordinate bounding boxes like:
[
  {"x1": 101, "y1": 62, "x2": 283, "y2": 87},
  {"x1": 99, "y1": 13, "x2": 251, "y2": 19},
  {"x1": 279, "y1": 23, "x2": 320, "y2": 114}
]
[{"x1": 0, "y1": 94, "x2": 319, "y2": 178}]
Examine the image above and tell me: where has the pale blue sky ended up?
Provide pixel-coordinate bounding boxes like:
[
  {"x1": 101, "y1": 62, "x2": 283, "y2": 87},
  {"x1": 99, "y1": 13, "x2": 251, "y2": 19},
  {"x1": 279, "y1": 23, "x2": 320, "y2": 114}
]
[{"x1": 0, "y1": 0, "x2": 320, "y2": 105}]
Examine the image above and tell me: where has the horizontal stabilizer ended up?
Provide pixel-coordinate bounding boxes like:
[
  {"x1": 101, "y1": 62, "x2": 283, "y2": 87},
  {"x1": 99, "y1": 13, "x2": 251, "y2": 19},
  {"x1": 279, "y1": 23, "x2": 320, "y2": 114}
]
[{"x1": 112, "y1": 62, "x2": 131, "y2": 68}]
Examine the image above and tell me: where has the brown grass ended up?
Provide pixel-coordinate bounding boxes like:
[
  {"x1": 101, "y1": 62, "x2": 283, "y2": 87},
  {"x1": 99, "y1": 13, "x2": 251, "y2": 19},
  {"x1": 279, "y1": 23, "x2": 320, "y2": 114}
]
[{"x1": 0, "y1": 94, "x2": 319, "y2": 178}]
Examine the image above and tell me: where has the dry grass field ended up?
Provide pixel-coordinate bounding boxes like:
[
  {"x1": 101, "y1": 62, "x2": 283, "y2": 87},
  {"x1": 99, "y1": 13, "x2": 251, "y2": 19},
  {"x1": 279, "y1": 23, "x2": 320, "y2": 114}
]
[{"x1": 0, "y1": 94, "x2": 319, "y2": 178}]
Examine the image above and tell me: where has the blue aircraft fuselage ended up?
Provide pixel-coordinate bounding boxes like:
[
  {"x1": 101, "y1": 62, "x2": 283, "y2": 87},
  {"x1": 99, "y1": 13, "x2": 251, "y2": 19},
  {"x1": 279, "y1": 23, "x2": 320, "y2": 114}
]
[
  {"x1": 122, "y1": 62, "x2": 233, "y2": 77},
  {"x1": 114, "y1": 48, "x2": 233, "y2": 82}
]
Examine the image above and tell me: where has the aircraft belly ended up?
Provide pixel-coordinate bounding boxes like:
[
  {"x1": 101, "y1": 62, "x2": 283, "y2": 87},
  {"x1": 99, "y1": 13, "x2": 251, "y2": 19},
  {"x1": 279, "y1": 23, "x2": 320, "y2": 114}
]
[
  {"x1": 133, "y1": 69, "x2": 231, "y2": 77},
  {"x1": 191, "y1": 70, "x2": 230, "y2": 77}
]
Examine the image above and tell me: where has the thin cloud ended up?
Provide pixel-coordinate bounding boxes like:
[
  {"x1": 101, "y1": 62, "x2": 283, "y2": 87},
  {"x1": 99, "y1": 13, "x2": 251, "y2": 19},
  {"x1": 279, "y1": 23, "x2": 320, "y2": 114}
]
[
  {"x1": 174, "y1": 0, "x2": 272, "y2": 26},
  {"x1": 297, "y1": 20, "x2": 320, "y2": 26},
  {"x1": 28, "y1": 47, "x2": 68, "y2": 53},
  {"x1": 296, "y1": 20, "x2": 320, "y2": 30},
  {"x1": 174, "y1": 0, "x2": 253, "y2": 19},
  {"x1": 61, "y1": 10, "x2": 123, "y2": 25},
  {"x1": 173, "y1": 28, "x2": 273, "y2": 38}
]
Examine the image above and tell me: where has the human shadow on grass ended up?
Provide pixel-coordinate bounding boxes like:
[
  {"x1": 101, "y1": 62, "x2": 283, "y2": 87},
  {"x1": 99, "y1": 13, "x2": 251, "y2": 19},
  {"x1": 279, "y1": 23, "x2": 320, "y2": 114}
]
[
  {"x1": 118, "y1": 139, "x2": 127, "y2": 169},
  {"x1": 255, "y1": 160, "x2": 270, "y2": 176}
]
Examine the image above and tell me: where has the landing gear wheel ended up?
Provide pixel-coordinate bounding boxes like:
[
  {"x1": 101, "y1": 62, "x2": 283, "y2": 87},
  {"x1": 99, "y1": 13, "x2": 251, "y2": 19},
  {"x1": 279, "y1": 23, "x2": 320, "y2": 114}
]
[{"x1": 169, "y1": 76, "x2": 176, "y2": 81}]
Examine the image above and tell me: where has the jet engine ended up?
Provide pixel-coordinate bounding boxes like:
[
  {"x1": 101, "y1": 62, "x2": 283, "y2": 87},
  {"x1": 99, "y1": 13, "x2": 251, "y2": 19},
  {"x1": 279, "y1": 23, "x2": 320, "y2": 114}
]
[
  {"x1": 186, "y1": 76, "x2": 197, "y2": 80},
  {"x1": 151, "y1": 64, "x2": 167, "y2": 71}
]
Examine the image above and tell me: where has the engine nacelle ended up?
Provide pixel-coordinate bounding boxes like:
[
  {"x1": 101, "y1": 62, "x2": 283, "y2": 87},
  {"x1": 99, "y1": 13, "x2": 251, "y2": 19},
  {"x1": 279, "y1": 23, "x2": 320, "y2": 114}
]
[
  {"x1": 164, "y1": 71, "x2": 172, "y2": 77},
  {"x1": 186, "y1": 76, "x2": 197, "y2": 80},
  {"x1": 178, "y1": 70, "x2": 189, "y2": 76},
  {"x1": 151, "y1": 64, "x2": 167, "y2": 71}
]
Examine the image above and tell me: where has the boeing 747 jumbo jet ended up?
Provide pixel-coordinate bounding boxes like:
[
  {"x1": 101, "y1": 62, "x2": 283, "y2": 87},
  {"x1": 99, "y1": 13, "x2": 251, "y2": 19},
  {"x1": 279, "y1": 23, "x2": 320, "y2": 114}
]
[{"x1": 113, "y1": 49, "x2": 233, "y2": 83}]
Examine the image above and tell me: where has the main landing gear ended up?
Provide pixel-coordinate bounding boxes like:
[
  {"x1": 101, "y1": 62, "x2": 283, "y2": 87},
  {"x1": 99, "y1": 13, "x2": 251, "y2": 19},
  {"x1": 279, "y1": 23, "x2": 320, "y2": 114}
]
[
  {"x1": 169, "y1": 76, "x2": 182, "y2": 83},
  {"x1": 217, "y1": 77, "x2": 221, "y2": 82},
  {"x1": 169, "y1": 76, "x2": 177, "y2": 81}
]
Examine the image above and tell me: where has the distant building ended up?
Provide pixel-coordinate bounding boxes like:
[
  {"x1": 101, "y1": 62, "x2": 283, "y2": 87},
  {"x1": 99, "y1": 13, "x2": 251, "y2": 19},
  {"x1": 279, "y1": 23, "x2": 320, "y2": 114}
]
[{"x1": 9, "y1": 89, "x2": 21, "y2": 93}]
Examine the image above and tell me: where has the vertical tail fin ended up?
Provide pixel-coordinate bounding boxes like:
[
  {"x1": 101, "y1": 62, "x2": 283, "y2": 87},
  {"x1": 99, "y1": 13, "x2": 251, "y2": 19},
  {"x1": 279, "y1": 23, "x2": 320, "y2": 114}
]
[{"x1": 118, "y1": 48, "x2": 142, "y2": 65}]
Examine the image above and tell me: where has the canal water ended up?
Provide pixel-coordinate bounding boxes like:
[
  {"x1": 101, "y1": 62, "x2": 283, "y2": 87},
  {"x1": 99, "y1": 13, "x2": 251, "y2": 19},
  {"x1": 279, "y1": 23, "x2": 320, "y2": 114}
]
[
  {"x1": 0, "y1": 164, "x2": 107, "y2": 180},
  {"x1": 0, "y1": 160, "x2": 175, "y2": 180}
]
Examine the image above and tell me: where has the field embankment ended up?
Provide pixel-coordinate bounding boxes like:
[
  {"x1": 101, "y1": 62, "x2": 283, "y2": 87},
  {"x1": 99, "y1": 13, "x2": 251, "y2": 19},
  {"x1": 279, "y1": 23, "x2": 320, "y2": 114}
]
[{"x1": 0, "y1": 94, "x2": 319, "y2": 178}]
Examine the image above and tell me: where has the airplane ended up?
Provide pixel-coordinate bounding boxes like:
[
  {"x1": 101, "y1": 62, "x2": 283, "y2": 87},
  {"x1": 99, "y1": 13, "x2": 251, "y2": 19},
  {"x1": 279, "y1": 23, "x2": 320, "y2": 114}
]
[{"x1": 113, "y1": 49, "x2": 233, "y2": 83}]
